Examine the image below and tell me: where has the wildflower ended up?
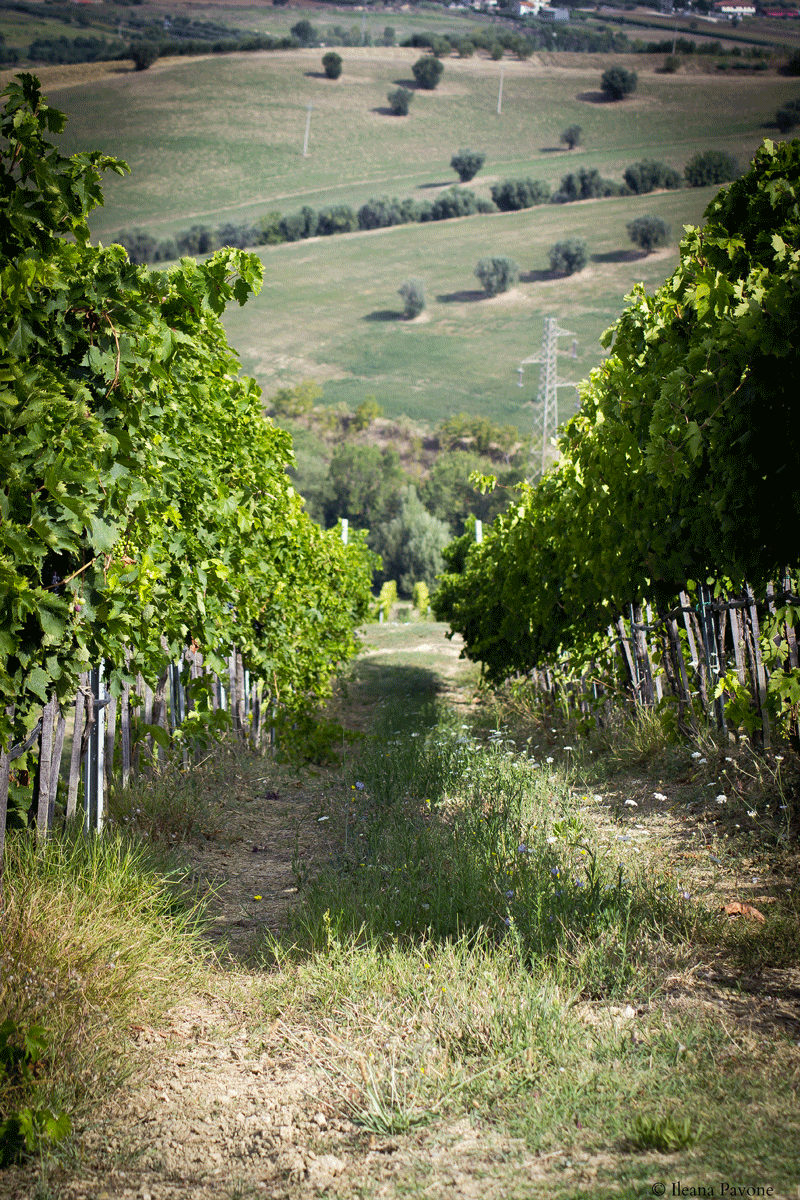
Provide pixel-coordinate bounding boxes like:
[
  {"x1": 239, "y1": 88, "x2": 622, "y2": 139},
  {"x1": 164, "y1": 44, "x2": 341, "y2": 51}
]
[
  {"x1": 355, "y1": 781, "x2": 365, "y2": 790},
  {"x1": 624, "y1": 799, "x2": 638, "y2": 808},
  {"x1": 253, "y1": 895, "x2": 262, "y2": 901},
  {"x1": 504, "y1": 917, "x2": 511, "y2": 927},
  {"x1": 698, "y1": 758, "x2": 707, "y2": 764},
  {"x1": 653, "y1": 792, "x2": 667, "y2": 801},
  {"x1": 716, "y1": 796, "x2": 727, "y2": 805},
  {"x1": 517, "y1": 843, "x2": 528, "y2": 854},
  {"x1": 546, "y1": 756, "x2": 554, "y2": 764},
  {"x1": 563, "y1": 745, "x2": 574, "y2": 752},
  {"x1": 593, "y1": 794, "x2": 602, "y2": 802},
  {"x1": 775, "y1": 755, "x2": 784, "y2": 762},
  {"x1": 505, "y1": 890, "x2": 514, "y2": 900},
  {"x1": 691, "y1": 751, "x2": 702, "y2": 759},
  {"x1": 551, "y1": 867, "x2": 560, "y2": 877}
]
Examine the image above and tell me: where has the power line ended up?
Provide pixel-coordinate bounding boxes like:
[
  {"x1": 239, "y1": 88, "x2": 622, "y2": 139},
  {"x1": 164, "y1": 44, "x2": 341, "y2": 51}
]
[{"x1": 517, "y1": 316, "x2": 577, "y2": 481}]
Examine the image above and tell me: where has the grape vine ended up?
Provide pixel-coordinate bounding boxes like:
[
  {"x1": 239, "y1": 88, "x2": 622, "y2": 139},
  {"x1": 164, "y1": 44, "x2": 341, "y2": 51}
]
[{"x1": 0, "y1": 75, "x2": 373, "y2": 751}]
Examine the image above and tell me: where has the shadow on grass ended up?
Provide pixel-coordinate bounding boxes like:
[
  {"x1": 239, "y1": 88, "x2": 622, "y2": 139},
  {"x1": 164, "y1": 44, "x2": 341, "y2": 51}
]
[
  {"x1": 347, "y1": 660, "x2": 443, "y2": 727},
  {"x1": 592, "y1": 248, "x2": 644, "y2": 263},
  {"x1": 577, "y1": 90, "x2": 615, "y2": 104},
  {"x1": 418, "y1": 180, "x2": 455, "y2": 189},
  {"x1": 392, "y1": 78, "x2": 420, "y2": 90},
  {"x1": 520, "y1": 268, "x2": 553, "y2": 283},
  {"x1": 304, "y1": 70, "x2": 330, "y2": 79},
  {"x1": 539, "y1": 145, "x2": 571, "y2": 154},
  {"x1": 372, "y1": 105, "x2": 407, "y2": 116},
  {"x1": 436, "y1": 288, "x2": 487, "y2": 303},
  {"x1": 363, "y1": 309, "x2": 405, "y2": 322}
]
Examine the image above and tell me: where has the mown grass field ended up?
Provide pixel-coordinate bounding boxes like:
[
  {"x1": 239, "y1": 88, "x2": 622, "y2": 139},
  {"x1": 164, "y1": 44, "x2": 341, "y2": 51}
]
[{"x1": 23, "y1": 41, "x2": 794, "y2": 425}]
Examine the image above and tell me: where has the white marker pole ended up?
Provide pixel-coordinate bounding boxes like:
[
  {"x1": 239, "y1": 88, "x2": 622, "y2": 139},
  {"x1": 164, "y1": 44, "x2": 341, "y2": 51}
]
[
  {"x1": 302, "y1": 102, "x2": 312, "y2": 157},
  {"x1": 497, "y1": 70, "x2": 504, "y2": 116}
]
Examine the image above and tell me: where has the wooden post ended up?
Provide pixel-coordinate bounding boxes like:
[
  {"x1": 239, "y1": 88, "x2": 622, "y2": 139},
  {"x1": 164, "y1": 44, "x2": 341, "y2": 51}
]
[
  {"x1": 616, "y1": 614, "x2": 639, "y2": 701},
  {"x1": 121, "y1": 672, "x2": 132, "y2": 789},
  {"x1": 35, "y1": 696, "x2": 59, "y2": 840},
  {"x1": 47, "y1": 705, "x2": 66, "y2": 831},
  {"x1": 228, "y1": 651, "x2": 239, "y2": 734},
  {"x1": 67, "y1": 677, "x2": 88, "y2": 822},
  {"x1": 747, "y1": 586, "x2": 771, "y2": 750},
  {"x1": 104, "y1": 691, "x2": 117, "y2": 795},
  {"x1": 0, "y1": 705, "x2": 15, "y2": 903}
]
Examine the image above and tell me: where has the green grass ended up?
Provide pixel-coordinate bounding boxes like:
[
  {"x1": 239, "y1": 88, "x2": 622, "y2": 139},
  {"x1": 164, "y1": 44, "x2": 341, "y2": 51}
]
[
  {"x1": 34, "y1": 45, "x2": 785, "y2": 426},
  {"x1": 257, "y1": 678, "x2": 800, "y2": 1195}
]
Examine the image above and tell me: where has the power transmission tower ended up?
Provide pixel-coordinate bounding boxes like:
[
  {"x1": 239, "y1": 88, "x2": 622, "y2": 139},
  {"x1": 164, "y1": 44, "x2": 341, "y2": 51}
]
[{"x1": 517, "y1": 316, "x2": 577, "y2": 481}]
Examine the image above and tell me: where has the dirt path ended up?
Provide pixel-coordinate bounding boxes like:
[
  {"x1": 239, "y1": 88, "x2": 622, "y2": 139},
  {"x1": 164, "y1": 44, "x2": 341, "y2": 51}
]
[{"x1": 3, "y1": 621, "x2": 799, "y2": 1199}]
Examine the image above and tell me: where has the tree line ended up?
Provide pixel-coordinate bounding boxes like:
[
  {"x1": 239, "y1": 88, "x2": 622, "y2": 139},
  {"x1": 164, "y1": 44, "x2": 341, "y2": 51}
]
[{"x1": 111, "y1": 150, "x2": 738, "y2": 266}]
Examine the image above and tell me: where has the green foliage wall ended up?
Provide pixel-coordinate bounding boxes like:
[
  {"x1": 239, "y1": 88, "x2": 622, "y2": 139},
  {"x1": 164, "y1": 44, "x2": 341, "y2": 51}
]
[
  {"x1": 434, "y1": 140, "x2": 800, "y2": 687},
  {"x1": 0, "y1": 75, "x2": 373, "y2": 749}
]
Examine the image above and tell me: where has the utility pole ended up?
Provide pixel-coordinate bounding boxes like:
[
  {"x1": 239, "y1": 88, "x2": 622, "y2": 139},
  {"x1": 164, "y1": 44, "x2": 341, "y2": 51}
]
[
  {"x1": 302, "y1": 102, "x2": 312, "y2": 157},
  {"x1": 517, "y1": 316, "x2": 577, "y2": 481},
  {"x1": 497, "y1": 69, "x2": 504, "y2": 115}
]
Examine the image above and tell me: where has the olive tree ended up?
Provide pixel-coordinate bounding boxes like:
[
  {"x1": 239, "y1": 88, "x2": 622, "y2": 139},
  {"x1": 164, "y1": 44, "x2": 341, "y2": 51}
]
[
  {"x1": 549, "y1": 238, "x2": 588, "y2": 275},
  {"x1": 321, "y1": 51, "x2": 342, "y2": 79},
  {"x1": 560, "y1": 124, "x2": 582, "y2": 150},
  {"x1": 684, "y1": 149, "x2": 737, "y2": 188},
  {"x1": 601, "y1": 66, "x2": 637, "y2": 100},
  {"x1": 398, "y1": 278, "x2": 426, "y2": 318},
  {"x1": 387, "y1": 86, "x2": 413, "y2": 116},
  {"x1": 475, "y1": 256, "x2": 519, "y2": 295},
  {"x1": 412, "y1": 56, "x2": 444, "y2": 90},
  {"x1": 450, "y1": 150, "x2": 485, "y2": 183},
  {"x1": 627, "y1": 215, "x2": 670, "y2": 254}
]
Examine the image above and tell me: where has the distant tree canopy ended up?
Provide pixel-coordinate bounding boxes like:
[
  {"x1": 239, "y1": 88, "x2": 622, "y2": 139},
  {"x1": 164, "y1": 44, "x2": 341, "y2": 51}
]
[
  {"x1": 775, "y1": 99, "x2": 800, "y2": 133},
  {"x1": 627, "y1": 215, "x2": 670, "y2": 254},
  {"x1": 490, "y1": 177, "x2": 550, "y2": 211},
  {"x1": 560, "y1": 124, "x2": 582, "y2": 150},
  {"x1": 552, "y1": 168, "x2": 622, "y2": 204},
  {"x1": 684, "y1": 149, "x2": 738, "y2": 187},
  {"x1": 623, "y1": 159, "x2": 682, "y2": 195},
  {"x1": 321, "y1": 51, "x2": 342, "y2": 79},
  {"x1": 387, "y1": 86, "x2": 413, "y2": 116},
  {"x1": 549, "y1": 238, "x2": 588, "y2": 275},
  {"x1": 398, "y1": 278, "x2": 426, "y2": 318},
  {"x1": 131, "y1": 41, "x2": 159, "y2": 70},
  {"x1": 601, "y1": 65, "x2": 637, "y2": 100},
  {"x1": 323, "y1": 445, "x2": 405, "y2": 531},
  {"x1": 375, "y1": 486, "x2": 452, "y2": 597},
  {"x1": 450, "y1": 150, "x2": 485, "y2": 183},
  {"x1": 412, "y1": 55, "x2": 444, "y2": 90},
  {"x1": 475, "y1": 255, "x2": 519, "y2": 296},
  {"x1": 291, "y1": 18, "x2": 318, "y2": 46}
]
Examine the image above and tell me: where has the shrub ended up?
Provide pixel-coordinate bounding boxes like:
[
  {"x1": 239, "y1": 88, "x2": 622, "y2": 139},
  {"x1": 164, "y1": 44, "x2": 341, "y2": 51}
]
[
  {"x1": 784, "y1": 50, "x2": 800, "y2": 75},
  {"x1": 627, "y1": 215, "x2": 670, "y2": 253},
  {"x1": 279, "y1": 205, "x2": 318, "y2": 241},
  {"x1": 176, "y1": 224, "x2": 214, "y2": 256},
  {"x1": 623, "y1": 159, "x2": 682, "y2": 194},
  {"x1": 398, "y1": 279, "x2": 426, "y2": 319},
  {"x1": 131, "y1": 42, "x2": 159, "y2": 71},
  {"x1": 382, "y1": 26, "x2": 395, "y2": 47},
  {"x1": 490, "y1": 178, "x2": 550, "y2": 211},
  {"x1": 456, "y1": 39, "x2": 475, "y2": 58},
  {"x1": 358, "y1": 196, "x2": 418, "y2": 230},
  {"x1": 375, "y1": 487, "x2": 451, "y2": 597},
  {"x1": 474, "y1": 255, "x2": 519, "y2": 295},
  {"x1": 431, "y1": 188, "x2": 480, "y2": 221},
  {"x1": 601, "y1": 65, "x2": 637, "y2": 100},
  {"x1": 387, "y1": 87, "x2": 413, "y2": 116},
  {"x1": 560, "y1": 124, "x2": 582, "y2": 150},
  {"x1": 549, "y1": 238, "x2": 588, "y2": 275},
  {"x1": 431, "y1": 35, "x2": 452, "y2": 58},
  {"x1": 412, "y1": 56, "x2": 444, "y2": 90},
  {"x1": 450, "y1": 150, "x2": 485, "y2": 183},
  {"x1": 315, "y1": 205, "x2": 358, "y2": 236},
  {"x1": 322, "y1": 51, "x2": 342, "y2": 79},
  {"x1": 552, "y1": 168, "x2": 621, "y2": 203},
  {"x1": 684, "y1": 149, "x2": 737, "y2": 187},
  {"x1": 412, "y1": 580, "x2": 430, "y2": 614},
  {"x1": 490, "y1": 43, "x2": 504, "y2": 61},
  {"x1": 662, "y1": 54, "x2": 679, "y2": 73}
]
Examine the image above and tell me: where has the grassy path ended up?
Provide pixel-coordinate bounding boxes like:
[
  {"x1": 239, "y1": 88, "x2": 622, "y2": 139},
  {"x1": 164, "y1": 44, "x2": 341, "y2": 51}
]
[{"x1": 3, "y1": 622, "x2": 800, "y2": 1200}]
